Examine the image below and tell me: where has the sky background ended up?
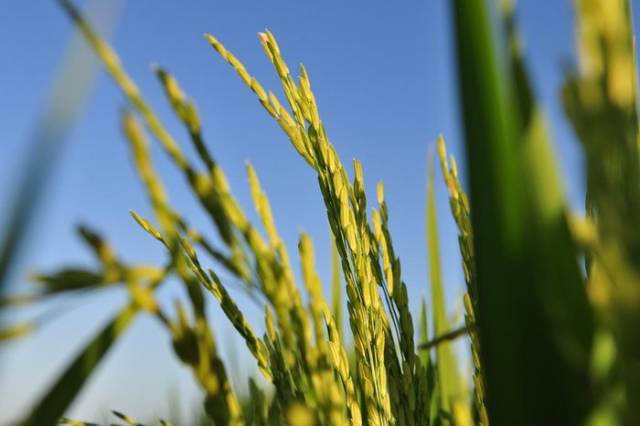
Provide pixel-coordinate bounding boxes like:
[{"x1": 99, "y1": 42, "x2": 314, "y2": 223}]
[{"x1": 1, "y1": 0, "x2": 635, "y2": 424}]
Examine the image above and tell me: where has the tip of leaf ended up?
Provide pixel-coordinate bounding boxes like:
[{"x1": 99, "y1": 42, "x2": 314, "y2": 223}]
[
  {"x1": 111, "y1": 410, "x2": 132, "y2": 422},
  {"x1": 28, "y1": 272, "x2": 46, "y2": 284},
  {"x1": 208, "y1": 268, "x2": 222, "y2": 284}
]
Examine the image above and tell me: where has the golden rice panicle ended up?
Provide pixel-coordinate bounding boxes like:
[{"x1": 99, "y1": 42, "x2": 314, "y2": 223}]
[
  {"x1": 55, "y1": 1, "x2": 484, "y2": 424},
  {"x1": 219, "y1": 31, "x2": 396, "y2": 424},
  {"x1": 58, "y1": 0, "x2": 187, "y2": 169},
  {"x1": 436, "y1": 135, "x2": 488, "y2": 424},
  {"x1": 205, "y1": 33, "x2": 314, "y2": 166},
  {"x1": 372, "y1": 180, "x2": 422, "y2": 422},
  {"x1": 178, "y1": 237, "x2": 272, "y2": 381},
  {"x1": 153, "y1": 67, "x2": 259, "y2": 286},
  {"x1": 298, "y1": 233, "x2": 354, "y2": 425},
  {"x1": 154, "y1": 67, "x2": 201, "y2": 136},
  {"x1": 298, "y1": 233, "x2": 328, "y2": 346},
  {"x1": 324, "y1": 311, "x2": 362, "y2": 425},
  {"x1": 245, "y1": 162, "x2": 315, "y2": 373}
]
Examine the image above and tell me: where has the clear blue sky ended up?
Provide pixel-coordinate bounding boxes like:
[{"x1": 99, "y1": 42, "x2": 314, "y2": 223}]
[{"x1": 1, "y1": 0, "x2": 632, "y2": 423}]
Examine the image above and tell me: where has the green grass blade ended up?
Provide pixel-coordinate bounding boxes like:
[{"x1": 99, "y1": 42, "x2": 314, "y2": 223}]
[
  {"x1": 19, "y1": 304, "x2": 138, "y2": 425},
  {"x1": 452, "y1": 0, "x2": 594, "y2": 423},
  {"x1": 504, "y1": 0, "x2": 595, "y2": 371}
]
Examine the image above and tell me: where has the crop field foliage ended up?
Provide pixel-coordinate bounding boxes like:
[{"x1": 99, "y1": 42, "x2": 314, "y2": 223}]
[{"x1": 2, "y1": 0, "x2": 640, "y2": 425}]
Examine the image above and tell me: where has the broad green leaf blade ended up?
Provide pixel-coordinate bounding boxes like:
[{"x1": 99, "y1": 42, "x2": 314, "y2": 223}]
[
  {"x1": 20, "y1": 304, "x2": 138, "y2": 426},
  {"x1": 505, "y1": 0, "x2": 594, "y2": 375},
  {"x1": 505, "y1": 0, "x2": 596, "y2": 420},
  {"x1": 452, "y1": 0, "x2": 594, "y2": 423},
  {"x1": 32, "y1": 268, "x2": 104, "y2": 292}
]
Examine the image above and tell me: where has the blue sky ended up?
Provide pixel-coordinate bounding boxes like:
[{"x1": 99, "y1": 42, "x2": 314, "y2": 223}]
[{"x1": 0, "y1": 0, "x2": 630, "y2": 423}]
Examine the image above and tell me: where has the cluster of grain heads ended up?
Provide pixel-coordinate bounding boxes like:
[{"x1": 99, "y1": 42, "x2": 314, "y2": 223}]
[
  {"x1": 5, "y1": 0, "x2": 640, "y2": 424},
  {"x1": 38, "y1": 1, "x2": 373, "y2": 424},
  {"x1": 11, "y1": 0, "x2": 473, "y2": 423},
  {"x1": 206, "y1": 28, "x2": 457, "y2": 425}
]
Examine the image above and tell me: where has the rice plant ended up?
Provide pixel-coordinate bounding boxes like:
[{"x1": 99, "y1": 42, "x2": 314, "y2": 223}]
[{"x1": 3, "y1": 0, "x2": 640, "y2": 424}]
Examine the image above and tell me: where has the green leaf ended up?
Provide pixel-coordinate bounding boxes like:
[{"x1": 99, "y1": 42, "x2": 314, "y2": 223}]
[
  {"x1": 32, "y1": 268, "x2": 104, "y2": 292},
  {"x1": 451, "y1": 0, "x2": 594, "y2": 423},
  {"x1": 19, "y1": 304, "x2": 138, "y2": 426}
]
